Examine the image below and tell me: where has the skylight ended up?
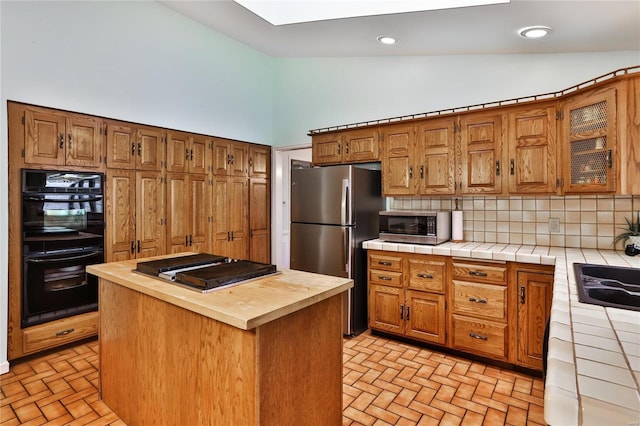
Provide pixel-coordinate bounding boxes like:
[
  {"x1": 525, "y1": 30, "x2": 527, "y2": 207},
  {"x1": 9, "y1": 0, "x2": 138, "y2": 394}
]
[{"x1": 234, "y1": 0, "x2": 511, "y2": 26}]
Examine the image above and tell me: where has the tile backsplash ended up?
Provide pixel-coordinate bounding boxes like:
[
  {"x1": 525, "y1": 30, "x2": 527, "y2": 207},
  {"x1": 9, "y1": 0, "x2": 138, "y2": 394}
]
[{"x1": 389, "y1": 195, "x2": 640, "y2": 250}]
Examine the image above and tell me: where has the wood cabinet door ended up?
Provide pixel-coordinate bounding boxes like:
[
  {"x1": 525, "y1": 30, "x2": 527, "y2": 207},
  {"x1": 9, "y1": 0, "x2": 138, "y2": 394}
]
[
  {"x1": 312, "y1": 133, "x2": 343, "y2": 165},
  {"x1": 459, "y1": 113, "x2": 504, "y2": 194},
  {"x1": 508, "y1": 105, "x2": 557, "y2": 194},
  {"x1": 136, "y1": 128, "x2": 163, "y2": 171},
  {"x1": 405, "y1": 290, "x2": 446, "y2": 344},
  {"x1": 561, "y1": 86, "x2": 617, "y2": 193},
  {"x1": 230, "y1": 142, "x2": 249, "y2": 177},
  {"x1": 381, "y1": 125, "x2": 416, "y2": 196},
  {"x1": 416, "y1": 118, "x2": 457, "y2": 195},
  {"x1": 105, "y1": 170, "x2": 136, "y2": 262},
  {"x1": 212, "y1": 139, "x2": 231, "y2": 176},
  {"x1": 343, "y1": 128, "x2": 379, "y2": 163},
  {"x1": 517, "y1": 270, "x2": 553, "y2": 370},
  {"x1": 228, "y1": 177, "x2": 249, "y2": 259},
  {"x1": 249, "y1": 178, "x2": 271, "y2": 264},
  {"x1": 189, "y1": 174, "x2": 210, "y2": 253},
  {"x1": 166, "y1": 131, "x2": 190, "y2": 173},
  {"x1": 213, "y1": 176, "x2": 230, "y2": 256},
  {"x1": 66, "y1": 115, "x2": 102, "y2": 168},
  {"x1": 368, "y1": 285, "x2": 403, "y2": 334},
  {"x1": 166, "y1": 173, "x2": 190, "y2": 253},
  {"x1": 136, "y1": 171, "x2": 165, "y2": 258},
  {"x1": 106, "y1": 121, "x2": 136, "y2": 169},
  {"x1": 189, "y1": 135, "x2": 209, "y2": 175},
  {"x1": 24, "y1": 108, "x2": 66, "y2": 166},
  {"x1": 249, "y1": 145, "x2": 271, "y2": 178}
]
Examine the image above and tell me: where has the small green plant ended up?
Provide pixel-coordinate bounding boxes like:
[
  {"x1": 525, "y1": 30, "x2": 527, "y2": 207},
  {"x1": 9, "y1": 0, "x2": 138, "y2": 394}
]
[{"x1": 613, "y1": 211, "x2": 640, "y2": 247}]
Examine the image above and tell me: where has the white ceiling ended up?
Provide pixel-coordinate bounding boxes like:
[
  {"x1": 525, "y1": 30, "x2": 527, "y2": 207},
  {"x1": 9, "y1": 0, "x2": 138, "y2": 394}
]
[{"x1": 160, "y1": 0, "x2": 640, "y2": 57}]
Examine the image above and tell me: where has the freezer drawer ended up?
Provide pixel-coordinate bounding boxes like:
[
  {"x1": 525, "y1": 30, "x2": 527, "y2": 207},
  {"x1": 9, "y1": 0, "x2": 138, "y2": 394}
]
[{"x1": 290, "y1": 223, "x2": 351, "y2": 278}]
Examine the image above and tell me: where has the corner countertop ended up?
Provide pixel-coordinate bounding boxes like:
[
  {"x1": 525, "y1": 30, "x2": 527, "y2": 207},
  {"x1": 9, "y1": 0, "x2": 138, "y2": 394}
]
[
  {"x1": 87, "y1": 254, "x2": 353, "y2": 331},
  {"x1": 362, "y1": 239, "x2": 640, "y2": 426}
]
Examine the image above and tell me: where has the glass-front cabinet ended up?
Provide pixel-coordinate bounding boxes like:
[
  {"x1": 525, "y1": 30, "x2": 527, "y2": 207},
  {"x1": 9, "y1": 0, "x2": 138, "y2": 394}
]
[{"x1": 561, "y1": 86, "x2": 617, "y2": 193}]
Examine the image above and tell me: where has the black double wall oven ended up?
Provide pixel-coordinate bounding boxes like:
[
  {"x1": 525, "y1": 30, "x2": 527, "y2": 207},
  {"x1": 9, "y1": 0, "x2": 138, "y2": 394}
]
[{"x1": 21, "y1": 169, "x2": 104, "y2": 328}]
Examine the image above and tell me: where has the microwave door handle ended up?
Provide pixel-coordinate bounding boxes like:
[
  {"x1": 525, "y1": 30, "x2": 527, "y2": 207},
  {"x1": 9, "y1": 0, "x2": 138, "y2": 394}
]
[{"x1": 341, "y1": 179, "x2": 349, "y2": 226}]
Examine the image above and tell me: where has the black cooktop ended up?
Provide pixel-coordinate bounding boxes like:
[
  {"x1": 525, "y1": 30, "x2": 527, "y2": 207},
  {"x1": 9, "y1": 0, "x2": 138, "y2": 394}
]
[{"x1": 136, "y1": 254, "x2": 277, "y2": 292}]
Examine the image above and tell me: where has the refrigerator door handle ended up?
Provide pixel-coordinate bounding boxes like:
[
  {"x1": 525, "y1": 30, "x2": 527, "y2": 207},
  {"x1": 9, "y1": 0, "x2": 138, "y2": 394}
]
[
  {"x1": 341, "y1": 179, "x2": 349, "y2": 226},
  {"x1": 342, "y1": 226, "x2": 352, "y2": 277}
]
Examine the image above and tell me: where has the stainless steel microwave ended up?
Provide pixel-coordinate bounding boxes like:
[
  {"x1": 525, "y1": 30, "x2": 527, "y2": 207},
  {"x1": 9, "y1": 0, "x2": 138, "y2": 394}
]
[{"x1": 379, "y1": 210, "x2": 451, "y2": 245}]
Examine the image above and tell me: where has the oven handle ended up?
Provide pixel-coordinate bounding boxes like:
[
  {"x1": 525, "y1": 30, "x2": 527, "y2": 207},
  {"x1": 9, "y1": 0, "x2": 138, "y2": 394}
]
[
  {"x1": 25, "y1": 250, "x2": 103, "y2": 264},
  {"x1": 23, "y1": 195, "x2": 103, "y2": 202}
]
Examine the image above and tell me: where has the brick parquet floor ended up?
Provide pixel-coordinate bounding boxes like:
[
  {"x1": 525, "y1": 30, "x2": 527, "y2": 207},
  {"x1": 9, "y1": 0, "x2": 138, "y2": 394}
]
[{"x1": 1, "y1": 332, "x2": 545, "y2": 425}]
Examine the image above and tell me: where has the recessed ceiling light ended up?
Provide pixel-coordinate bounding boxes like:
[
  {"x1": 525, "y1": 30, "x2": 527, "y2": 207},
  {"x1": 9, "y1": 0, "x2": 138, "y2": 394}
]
[
  {"x1": 518, "y1": 26, "x2": 552, "y2": 39},
  {"x1": 377, "y1": 35, "x2": 398, "y2": 45}
]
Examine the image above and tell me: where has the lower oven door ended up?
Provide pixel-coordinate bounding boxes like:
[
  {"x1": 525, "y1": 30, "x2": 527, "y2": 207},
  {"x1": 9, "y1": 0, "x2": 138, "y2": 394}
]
[{"x1": 22, "y1": 247, "x2": 102, "y2": 327}]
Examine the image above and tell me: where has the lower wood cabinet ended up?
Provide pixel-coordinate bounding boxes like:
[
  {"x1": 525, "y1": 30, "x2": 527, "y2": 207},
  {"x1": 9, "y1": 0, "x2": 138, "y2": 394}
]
[
  {"x1": 249, "y1": 177, "x2": 271, "y2": 263},
  {"x1": 22, "y1": 312, "x2": 98, "y2": 356},
  {"x1": 514, "y1": 264, "x2": 554, "y2": 370},
  {"x1": 166, "y1": 173, "x2": 210, "y2": 254},
  {"x1": 213, "y1": 176, "x2": 249, "y2": 259},
  {"x1": 368, "y1": 250, "x2": 554, "y2": 372},
  {"x1": 368, "y1": 252, "x2": 447, "y2": 345}
]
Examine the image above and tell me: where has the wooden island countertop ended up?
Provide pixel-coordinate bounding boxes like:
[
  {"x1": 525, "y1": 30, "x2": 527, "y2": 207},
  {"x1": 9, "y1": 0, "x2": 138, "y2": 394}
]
[
  {"x1": 87, "y1": 254, "x2": 353, "y2": 426},
  {"x1": 87, "y1": 253, "x2": 353, "y2": 330}
]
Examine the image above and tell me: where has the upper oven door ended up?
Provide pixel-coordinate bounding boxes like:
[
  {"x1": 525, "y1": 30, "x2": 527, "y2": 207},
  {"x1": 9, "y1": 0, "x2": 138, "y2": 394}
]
[
  {"x1": 22, "y1": 169, "x2": 104, "y2": 237},
  {"x1": 22, "y1": 193, "x2": 104, "y2": 236}
]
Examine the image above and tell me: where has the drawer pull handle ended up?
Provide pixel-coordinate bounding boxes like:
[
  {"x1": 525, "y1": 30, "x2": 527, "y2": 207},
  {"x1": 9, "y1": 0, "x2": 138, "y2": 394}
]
[
  {"x1": 56, "y1": 328, "x2": 74, "y2": 336},
  {"x1": 378, "y1": 261, "x2": 392, "y2": 266},
  {"x1": 469, "y1": 271, "x2": 488, "y2": 277},
  {"x1": 378, "y1": 275, "x2": 392, "y2": 281},
  {"x1": 469, "y1": 332, "x2": 488, "y2": 341},
  {"x1": 417, "y1": 273, "x2": 433, "y2": 279},
  {"x1": 468, "y1": 297, "x2": 487, "y2": 304}
]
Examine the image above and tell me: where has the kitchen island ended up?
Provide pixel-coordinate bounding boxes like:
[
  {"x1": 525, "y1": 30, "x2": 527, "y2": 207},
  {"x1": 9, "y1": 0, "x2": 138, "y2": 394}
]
[{"x1": 87, "y1": 254, "x2": 353, "y2": 426}]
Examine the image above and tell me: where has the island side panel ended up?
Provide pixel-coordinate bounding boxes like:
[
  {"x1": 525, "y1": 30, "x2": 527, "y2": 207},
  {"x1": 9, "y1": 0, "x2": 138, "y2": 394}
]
[
  {"x1": 99, "y1": 279, "x2": 257, "y2": 425},
  {"x1": 256, "y1": 294, "x2": 343, "y2": 425}
]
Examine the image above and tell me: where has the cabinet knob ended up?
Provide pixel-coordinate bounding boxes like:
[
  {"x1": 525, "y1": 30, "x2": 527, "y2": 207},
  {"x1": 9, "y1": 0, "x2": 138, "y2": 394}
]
[
  {"x1": 378, "y1": 275, "x2": 392, "y2": 281},
  {"x1": 417, "y1": 273, "x2": 433, "y2": 279},
  {"x1": 469, "y1": 332, "x2": 488, "y2": 341},
  {"x1": 59, "y1": 134, "x2": 64, "y2": 149},
  {"x1": 469, "y1": 270, "x2": 487, "y2": 277},
  {"x1": 468, "y1": 297, "x2": 488, "y2": 304},
  {"x1": 510, "y1": 159, "x2": 515, "y2": 175}
]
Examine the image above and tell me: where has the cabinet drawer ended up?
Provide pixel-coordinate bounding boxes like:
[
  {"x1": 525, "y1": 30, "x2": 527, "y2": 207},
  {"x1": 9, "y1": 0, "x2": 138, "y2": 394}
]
[
  {"x1": 452, "y1": 281, "x2": 507, "y2": 321},
  {"x1": 408, "y1": 258, "x2": 446, "y2": 293},
  {"x1": 23, "y1": 312, "x2": 98, "y2": 355},
  {"x1": 452, "y1": 261, "x2": 507, "y2": 285},
  {"x1": 369, "y1": 253, "x2": 403, "y2": 271},
  {"x1": 451, "y1": 315, "x2": 507, "y2": 360},
  {"x1": 369, "y1": 269, "x2": 403, "y2": 287}
]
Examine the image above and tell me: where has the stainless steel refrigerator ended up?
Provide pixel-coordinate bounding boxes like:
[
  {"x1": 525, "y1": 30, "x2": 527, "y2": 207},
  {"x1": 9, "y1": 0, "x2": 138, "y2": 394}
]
[{"x1": 290, "y1": 165, "x2": 384, "y2": 336}]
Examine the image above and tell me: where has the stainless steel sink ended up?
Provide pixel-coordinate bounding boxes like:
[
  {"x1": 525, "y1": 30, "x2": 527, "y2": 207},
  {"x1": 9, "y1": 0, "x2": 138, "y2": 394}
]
[{"x1": 574, "y1": 263, "x2": 640, "y2": 312}]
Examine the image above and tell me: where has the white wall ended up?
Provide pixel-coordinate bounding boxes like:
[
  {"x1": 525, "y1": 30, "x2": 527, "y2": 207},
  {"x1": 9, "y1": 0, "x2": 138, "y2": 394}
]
[
  {"x1": 272, "y1": 52, "x2": 640, "y2": 146},
  {"x1": 0, "y1": 0, "x2": 638, "y2": 371}
]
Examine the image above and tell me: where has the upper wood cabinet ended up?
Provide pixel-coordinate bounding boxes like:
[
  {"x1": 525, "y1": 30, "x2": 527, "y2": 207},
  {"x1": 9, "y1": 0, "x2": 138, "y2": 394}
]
[
  {"x1": 381, "y1": 125, "x2": 415, "y2": 196},
  {"x1": 24, "y1": 107, "x2": 103, "y2": 168},
  {"x1": 507, "y1": 104, "x2": 557, "y2": 194},
  {"x1": 249, "y1": 145, "x2": 271, "y2": 178},
  {"x1": 213, "y1": 139, "x2": 248, "y2": 176},
  {"x1": 105, "y1": 121, "x2": 164, "y2": 171},
  {"x1": 559, "y1": 84, "x2": 617, "y2": 194},
  {"x1": 166, "y1": 130, "x2": 209, "y2": 175},
  {"x1": 416, "y1": 117, "x2": 457, "y2": 195},
  {"x1": 459, "y1": 112, "x2": 504, "y2": 195},
  {"x1": 312, "y1": 128, "x2": 379, "y2": 165}
]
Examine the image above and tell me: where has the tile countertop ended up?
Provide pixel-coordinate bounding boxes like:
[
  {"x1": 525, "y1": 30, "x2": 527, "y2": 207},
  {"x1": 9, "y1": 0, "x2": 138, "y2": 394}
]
[{"x1": 362, "y1": 239, "x2": 640, "y2": 426}]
